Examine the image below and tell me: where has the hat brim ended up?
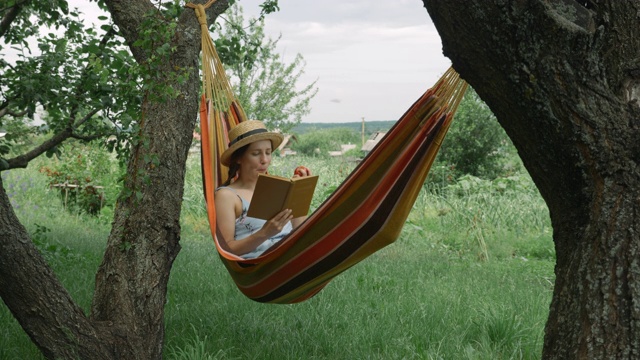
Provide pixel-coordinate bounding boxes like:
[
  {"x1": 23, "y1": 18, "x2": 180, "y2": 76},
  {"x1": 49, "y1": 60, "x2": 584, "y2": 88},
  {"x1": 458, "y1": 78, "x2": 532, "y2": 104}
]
[{"x1": 220, "y1": 132, "x2": 284, "y2": 166}]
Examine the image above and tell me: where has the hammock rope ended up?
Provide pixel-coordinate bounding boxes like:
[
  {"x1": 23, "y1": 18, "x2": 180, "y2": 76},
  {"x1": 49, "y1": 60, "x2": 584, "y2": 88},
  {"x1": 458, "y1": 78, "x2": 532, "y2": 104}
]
[{"x1": 190, "y1": 4, "x2": 468, "y2": 304}]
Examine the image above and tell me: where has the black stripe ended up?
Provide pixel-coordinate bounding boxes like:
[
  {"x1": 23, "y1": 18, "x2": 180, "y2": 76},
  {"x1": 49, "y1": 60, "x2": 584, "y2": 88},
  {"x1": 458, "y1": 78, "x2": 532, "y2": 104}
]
[
  {"x1": 228, "y1": 128, "x2": 267, "y2": 147},
  {"x1": 254, "y1": 114, "x2": 446, "y2": 303}
]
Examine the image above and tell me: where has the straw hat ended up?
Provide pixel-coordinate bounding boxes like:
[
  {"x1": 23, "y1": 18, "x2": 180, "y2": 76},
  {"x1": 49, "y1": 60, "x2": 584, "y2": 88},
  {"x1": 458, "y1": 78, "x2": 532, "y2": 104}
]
[{"x1": 220, "y1": 120, "x2": 284, "y2": 166}]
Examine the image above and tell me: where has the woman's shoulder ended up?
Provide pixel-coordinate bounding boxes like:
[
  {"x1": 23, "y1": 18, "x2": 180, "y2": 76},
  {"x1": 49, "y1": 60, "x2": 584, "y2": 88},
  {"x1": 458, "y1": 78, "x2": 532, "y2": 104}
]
[
  {"x1": 216, "y1": 186, "x2": 235, "y2": 193},
  {"x1": 215, "y1": 187, "x2": 240, "y2": 201}
]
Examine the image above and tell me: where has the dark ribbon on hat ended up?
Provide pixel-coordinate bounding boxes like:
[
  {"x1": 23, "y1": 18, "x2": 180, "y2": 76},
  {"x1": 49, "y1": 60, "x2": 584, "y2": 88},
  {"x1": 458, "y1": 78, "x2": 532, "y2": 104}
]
[{"x1": 228, "y1": 128, "x2": 268, "y2": 147}]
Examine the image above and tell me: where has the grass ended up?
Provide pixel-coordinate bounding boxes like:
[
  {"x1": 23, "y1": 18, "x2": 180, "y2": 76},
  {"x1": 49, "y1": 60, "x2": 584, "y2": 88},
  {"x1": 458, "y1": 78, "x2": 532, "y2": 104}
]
[{"x1": 0, "y1": 154, "x2": 555, "y2": 359}]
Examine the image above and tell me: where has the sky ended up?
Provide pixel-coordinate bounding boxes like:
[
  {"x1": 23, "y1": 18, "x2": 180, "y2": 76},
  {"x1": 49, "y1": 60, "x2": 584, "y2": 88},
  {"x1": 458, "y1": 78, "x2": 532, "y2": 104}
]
[
  {"x1": 237, "y1": 0, "x2": 451, "y2": 123},
  {"x1": 67, "y1": 0, "x2": 451, "y2": 123}
]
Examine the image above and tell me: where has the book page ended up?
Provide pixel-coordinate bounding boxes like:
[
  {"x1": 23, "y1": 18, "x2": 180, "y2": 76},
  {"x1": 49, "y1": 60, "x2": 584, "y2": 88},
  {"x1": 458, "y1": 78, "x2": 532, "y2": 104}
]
[
  {"x1": 284, "y1": 176, "x2": 319, "y2": 218},
  {"x1": 247, "y1": 174, "x2": 318, "y2": 220},
  {"x1": 247, "y1": 175, "x2": 291, "y2": 220}
]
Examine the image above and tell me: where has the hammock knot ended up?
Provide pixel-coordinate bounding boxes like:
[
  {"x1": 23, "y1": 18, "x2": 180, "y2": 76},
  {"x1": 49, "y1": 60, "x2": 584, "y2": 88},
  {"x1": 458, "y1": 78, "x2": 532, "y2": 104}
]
[
  {"x1": 195, "y1": 4, "x2": 208, "y2": 28},
  {"x1": 186, "y1": 0, "x2": 219, "y2": 28}
]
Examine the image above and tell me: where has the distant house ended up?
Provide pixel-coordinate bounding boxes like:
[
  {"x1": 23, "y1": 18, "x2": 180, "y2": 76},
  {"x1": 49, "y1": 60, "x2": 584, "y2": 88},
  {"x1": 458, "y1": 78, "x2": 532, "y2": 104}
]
[
  {"x1": 278, "y1": 134, "x2": 298, "y2": 157},
  {"x1": 329, "y1": 143, "x2": 357, "y2": 157},
  {"x1": 361, "y1": 131, "x2": 386, "y2": 154}
]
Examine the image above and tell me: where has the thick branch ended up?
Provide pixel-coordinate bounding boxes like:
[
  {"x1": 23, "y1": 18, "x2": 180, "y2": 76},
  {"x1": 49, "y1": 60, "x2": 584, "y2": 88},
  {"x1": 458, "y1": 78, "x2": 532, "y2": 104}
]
[
  {"x1": 0, "y1": 106, "x2": 27, "y2": 118},
  {"x1": 4, "y1": 108, "x2": 103, "y2": 170},
  {"x1": 0, "y1": 177, "x2": 135, "y2": 359}
]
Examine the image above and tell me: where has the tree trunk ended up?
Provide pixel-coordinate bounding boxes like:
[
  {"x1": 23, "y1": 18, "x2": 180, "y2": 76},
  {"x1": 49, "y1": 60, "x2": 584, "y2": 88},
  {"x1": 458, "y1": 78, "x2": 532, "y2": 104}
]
[
  {"x1": 0, "y1": 1, "x2": 229, "y2": 358},
  {"x1": 422, "y1": 0, "x2": 640, "y2": 358},
  {"x1": 0, "y1": 177, "x2": 128, "y2": 359}
]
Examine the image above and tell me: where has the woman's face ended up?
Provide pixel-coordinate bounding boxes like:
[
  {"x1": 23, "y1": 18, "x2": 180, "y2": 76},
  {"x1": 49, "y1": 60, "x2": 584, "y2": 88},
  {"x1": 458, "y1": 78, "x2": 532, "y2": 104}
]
[{"x1": 238, "y1": 139, "x2": 273, "y2": 176}]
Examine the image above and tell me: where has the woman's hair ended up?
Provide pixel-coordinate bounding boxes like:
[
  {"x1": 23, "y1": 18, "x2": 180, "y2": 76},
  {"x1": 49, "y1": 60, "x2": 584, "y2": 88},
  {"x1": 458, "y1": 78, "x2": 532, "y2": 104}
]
[{"x1": 222, "y1": 144, "x2": 250, "y2": 186}]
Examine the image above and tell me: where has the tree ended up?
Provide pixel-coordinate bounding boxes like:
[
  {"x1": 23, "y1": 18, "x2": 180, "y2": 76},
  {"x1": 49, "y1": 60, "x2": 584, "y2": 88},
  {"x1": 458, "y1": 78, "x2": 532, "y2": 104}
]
[
  {"x1": 0, "y1": 0, "x2": 140, "y2": 169},
  {"x1": 214, "y1": 3, "x2": 317, "y2": 132},
  {"x1": 438, "y1": 87, "x2": 516, "y2": 179},
  {"x1": 0, "y1": 0, "x2": 234, "y2": 358},
  {"x1": 423, "y1": 0, "x2": 640, "y2": 358}
]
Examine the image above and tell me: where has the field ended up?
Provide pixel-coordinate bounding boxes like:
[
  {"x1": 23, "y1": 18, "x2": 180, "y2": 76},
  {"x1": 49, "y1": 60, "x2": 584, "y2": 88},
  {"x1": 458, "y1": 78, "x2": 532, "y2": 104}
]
[{"x1": 0, "y1": 153, "x2": 555, "y2": 359}]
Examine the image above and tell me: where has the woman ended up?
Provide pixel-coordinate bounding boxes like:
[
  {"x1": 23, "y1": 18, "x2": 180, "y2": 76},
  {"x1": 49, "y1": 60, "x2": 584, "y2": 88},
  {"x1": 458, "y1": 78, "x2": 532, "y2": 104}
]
[{"x1": 215, "y1": 120, "x2": 312, "y2": 259}]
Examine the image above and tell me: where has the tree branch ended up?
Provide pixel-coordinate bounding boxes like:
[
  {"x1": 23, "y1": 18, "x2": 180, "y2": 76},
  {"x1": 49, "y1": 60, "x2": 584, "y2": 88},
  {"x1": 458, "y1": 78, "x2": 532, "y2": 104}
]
[
  {"x1": 102, "y1": 0, "x2": 157, "y2": 63},
  {"x1": 4, "y1": 23, "x2": 119, "y2": 170},
  {"x1": 73, "y1": 107, "x2": 102, "y2": 128},
  {"x1": 4, "y1": 105, "x2": 109, "y2": 169},
  {"x1": 4, "y1": 128, "x2": 72, "y2": 169},
  {"x1": 0, "y1": 106, "x2": 27, "y2": 118},
  {"x1": 0, "y1": 0, "x2": 29, "y2": 38},
  {"x1": 71, "y1": 133, "x2": 109, "y2": 141}
]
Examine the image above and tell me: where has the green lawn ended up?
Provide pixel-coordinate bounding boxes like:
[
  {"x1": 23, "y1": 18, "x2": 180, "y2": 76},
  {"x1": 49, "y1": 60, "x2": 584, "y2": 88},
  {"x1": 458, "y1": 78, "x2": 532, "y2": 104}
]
[{"x1": 0, "y1": 155, "x2": 554, "y2": 359}]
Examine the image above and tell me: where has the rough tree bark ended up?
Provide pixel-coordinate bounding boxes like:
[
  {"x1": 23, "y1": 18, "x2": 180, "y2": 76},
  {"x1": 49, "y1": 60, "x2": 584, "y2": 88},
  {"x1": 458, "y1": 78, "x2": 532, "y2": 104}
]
[
  {"x1": 0, "y1": 0, "x2": 229, "y2": 358},
  {"x1": 423, "y1": 0, "x2": 640, "y2": 359}
]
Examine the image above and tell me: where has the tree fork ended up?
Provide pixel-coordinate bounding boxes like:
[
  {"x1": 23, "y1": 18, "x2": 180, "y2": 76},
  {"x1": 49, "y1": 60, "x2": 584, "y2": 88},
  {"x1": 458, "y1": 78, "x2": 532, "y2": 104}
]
[
  {"x1": 0, "y1": 1, "x2": 230, "y2": 358},
  {"x1": 0, "y1": 177, "x2": 137, "y2": 358}
]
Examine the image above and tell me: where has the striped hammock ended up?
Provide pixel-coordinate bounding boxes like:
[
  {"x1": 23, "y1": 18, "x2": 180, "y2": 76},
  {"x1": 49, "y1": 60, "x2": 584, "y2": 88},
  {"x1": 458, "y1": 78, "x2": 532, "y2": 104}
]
[{"x1": 193, "y1": 3, "x2": 468, "y2": 304}]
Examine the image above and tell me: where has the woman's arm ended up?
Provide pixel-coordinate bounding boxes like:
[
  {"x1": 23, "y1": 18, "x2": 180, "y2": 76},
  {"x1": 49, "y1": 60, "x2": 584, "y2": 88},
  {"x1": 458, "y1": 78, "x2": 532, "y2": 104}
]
[{"x1": 215, "y1": 189, "x2": 293, "y2": 256}]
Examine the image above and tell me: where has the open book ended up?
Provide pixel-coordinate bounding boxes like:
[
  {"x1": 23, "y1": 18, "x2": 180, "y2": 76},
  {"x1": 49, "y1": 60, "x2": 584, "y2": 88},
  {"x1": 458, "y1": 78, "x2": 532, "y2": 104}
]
[{"x1": 247, "y1": 173, "x2": 319, "y2": 220}]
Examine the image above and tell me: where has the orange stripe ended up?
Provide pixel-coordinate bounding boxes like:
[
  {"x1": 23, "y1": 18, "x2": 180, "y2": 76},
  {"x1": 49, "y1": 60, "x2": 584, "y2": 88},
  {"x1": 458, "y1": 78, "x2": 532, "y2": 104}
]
[
  {"x1": 234, "y1": 104, "x2": 440, "y2": 297},
  {"x1": 201, "y1": 67, "x2": 467, "y2": 303},
  {"x1": 199, "y1": 96, "x2": 218, "y2": 246}
]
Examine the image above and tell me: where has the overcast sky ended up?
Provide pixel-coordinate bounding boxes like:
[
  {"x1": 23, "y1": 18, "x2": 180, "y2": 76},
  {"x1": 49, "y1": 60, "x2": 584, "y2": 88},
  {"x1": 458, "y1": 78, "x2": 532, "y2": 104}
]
[
  {"x1": 67, "y1": 0, "x2": 451, "y2": 123},
  {"x1": 237, "y1": 0, "x2": 450, "y2": 123}
]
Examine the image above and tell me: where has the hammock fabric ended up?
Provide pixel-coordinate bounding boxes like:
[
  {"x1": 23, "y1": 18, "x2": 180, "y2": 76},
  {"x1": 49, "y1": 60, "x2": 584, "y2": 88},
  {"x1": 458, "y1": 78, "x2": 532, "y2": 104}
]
[{"x1": 192, "y1": 3, "x2": 468, "y2": 304}]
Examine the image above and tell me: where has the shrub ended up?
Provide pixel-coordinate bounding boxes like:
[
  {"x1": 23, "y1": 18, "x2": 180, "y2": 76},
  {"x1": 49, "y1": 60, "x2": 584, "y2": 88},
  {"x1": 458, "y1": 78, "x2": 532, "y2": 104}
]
[
  {"x1": 292, "y1": 127, "x2": 360, "y2": 157},
  {"x1": 39, "y1": 140, "x2": 122, "y2": 215},
  {"x1": 437, "y1": 87, "x2": 520, "y2": 179}
]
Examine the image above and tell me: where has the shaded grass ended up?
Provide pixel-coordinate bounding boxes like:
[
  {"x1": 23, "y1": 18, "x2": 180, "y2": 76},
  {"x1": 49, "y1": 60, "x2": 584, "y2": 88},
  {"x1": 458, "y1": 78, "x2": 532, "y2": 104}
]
[
  {"x1": 1, "y1": 155, "x2": 554, "y2": 359},
  {"x1": 164, "y1": 232, "x2": 552, "y2": 359},
  {"x1": 1, "y1": 167, "x2": 109, "y2": 360}
]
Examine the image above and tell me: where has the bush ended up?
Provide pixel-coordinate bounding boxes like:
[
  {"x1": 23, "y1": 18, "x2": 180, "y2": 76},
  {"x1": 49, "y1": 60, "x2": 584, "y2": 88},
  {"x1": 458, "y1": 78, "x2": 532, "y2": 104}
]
[
  {"x1": 437, "y1": 87, "x2": 520, "y2": 179},
  {"x1": 292, "y1": 127, "x2": 360, "y2": 157},
  {"x1": 39, "y1": 140, "x2": 122, "y2": 215}
]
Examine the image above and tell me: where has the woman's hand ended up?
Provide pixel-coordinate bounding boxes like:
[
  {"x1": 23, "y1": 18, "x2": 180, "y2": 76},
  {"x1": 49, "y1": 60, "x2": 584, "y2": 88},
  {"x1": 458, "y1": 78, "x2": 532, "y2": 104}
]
[
  {"x1": 293, "y1": 165, "x2": 312, "y2": 178},
  {"x1": 261, "y1": 209, "x2": 293, "y2": 238}
]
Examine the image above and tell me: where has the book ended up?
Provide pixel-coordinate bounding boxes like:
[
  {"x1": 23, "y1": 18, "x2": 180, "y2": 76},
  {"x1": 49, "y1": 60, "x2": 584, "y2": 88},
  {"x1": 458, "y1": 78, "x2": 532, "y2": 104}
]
[{"x1": 247, "y1": 173, "x2": 319, "y2": 220}]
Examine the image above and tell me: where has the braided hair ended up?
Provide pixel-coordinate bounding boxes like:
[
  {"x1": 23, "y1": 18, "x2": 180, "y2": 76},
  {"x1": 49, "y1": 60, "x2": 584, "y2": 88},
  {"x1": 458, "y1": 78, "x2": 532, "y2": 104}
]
[{"x1": 222, "y1": 144, "x2": 249, "y2": 186}]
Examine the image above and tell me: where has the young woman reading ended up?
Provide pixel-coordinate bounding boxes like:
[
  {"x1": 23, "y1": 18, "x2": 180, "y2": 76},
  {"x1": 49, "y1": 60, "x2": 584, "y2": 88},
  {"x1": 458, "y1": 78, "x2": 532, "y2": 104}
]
[{"x1": 215, "y1": 120, "x2": 313, "y2": 259}]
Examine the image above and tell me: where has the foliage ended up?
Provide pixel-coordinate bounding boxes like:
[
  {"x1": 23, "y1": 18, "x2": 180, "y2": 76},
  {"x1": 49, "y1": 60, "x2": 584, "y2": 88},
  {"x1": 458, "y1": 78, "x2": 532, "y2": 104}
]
[
  {"x1": 410, "y1": 172, "x2": 552, "y2": 262},
  {"x1": 291, "y1": 127, "x2": 360, "y2": 157},
  {"x1": 292, "y1": 120, "x2": 395, "y2": 135},
  {"x1": 213, "y1": 4, "x2": 318, "y2": 132},
  {"x1": 31, "y1": 224, "x2": 78, "y2": 264},
  {"x1": 437, "y1": 87, "x2": 519, "y2": 179},
  {"x1": 38, "y1": 140, "x2": 122, "y2": 215},
  {"x1": 132, "y1": 7, "x2": 190, "y2": 104},
  {"x1": 0, "y1": 0, "x2": 143, "y2": 169}
]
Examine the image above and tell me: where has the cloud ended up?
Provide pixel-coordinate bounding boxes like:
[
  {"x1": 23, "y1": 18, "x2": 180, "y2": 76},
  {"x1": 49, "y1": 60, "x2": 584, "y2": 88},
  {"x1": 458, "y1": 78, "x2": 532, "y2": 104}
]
[
  {"x1": 236, "y1": 0, "x2": 450, "y2": 122},
  {"x1": 57, "y1": 0, "x2": 451, "y2": 123}
]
